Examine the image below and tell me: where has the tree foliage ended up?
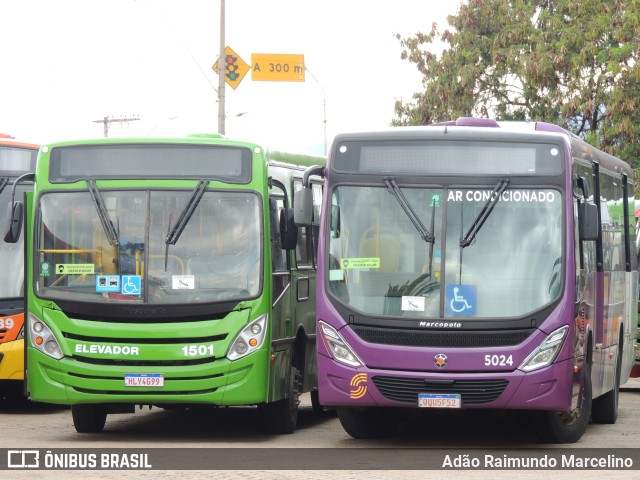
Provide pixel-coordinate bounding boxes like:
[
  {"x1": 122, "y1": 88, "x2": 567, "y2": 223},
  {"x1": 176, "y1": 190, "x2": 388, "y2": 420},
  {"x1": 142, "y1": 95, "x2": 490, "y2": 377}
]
[{"x1": 394, "y1": 0, "x2": 640, "y2": 167}]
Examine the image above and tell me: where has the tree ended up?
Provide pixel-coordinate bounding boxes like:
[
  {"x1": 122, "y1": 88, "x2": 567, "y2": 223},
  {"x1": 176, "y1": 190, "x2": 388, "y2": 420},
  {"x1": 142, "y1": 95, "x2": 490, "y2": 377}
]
[{"x1": 394, "y1": 0, "x2": 640, "y2": 168}]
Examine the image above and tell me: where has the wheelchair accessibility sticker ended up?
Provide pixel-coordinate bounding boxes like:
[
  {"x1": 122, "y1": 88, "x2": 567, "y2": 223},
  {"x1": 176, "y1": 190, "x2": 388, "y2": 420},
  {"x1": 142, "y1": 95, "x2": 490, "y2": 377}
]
[
  {"x1": 445, "y1": 284, "x2": 477, "y2": 316},
  {"x1": 121, "y1": 275, "x2": 142, "y2": 296}
]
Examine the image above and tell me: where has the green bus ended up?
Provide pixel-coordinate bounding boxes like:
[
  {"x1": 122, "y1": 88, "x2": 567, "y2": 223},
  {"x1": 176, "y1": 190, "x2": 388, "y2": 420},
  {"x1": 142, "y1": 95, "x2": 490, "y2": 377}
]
[{"x1": 5, "y1": 135, "x2": 324, "y2": 433}]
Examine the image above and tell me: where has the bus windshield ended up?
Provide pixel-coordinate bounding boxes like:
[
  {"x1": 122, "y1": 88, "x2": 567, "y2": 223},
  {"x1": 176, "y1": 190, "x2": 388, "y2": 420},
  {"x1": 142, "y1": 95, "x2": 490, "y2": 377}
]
[
  {"x1": 36, "y1": 189, "x2": 262, "y2": 305},
  {"x1": 1, "y1": 183, "x2": 31, "y2": 299},
  {"x1": 328, "y1": 185, "x2": 562, "y2": 319}
]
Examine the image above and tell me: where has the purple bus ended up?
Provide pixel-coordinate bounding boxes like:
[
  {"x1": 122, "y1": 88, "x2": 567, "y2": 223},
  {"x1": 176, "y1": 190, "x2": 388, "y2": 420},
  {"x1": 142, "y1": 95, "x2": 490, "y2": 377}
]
[{"x1": 294, "y1": 118, "x2": 638, "y2": 443}]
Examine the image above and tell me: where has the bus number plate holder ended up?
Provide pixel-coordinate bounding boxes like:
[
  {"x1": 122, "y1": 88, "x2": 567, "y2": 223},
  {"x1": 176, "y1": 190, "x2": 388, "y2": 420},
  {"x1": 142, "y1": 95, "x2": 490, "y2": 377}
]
[
  {"x1": 418, "y1": 393, "x2": 461, "y2": 408},
  {"x1": 124, "y1": 374, "x2": 164, "y2": 387}
]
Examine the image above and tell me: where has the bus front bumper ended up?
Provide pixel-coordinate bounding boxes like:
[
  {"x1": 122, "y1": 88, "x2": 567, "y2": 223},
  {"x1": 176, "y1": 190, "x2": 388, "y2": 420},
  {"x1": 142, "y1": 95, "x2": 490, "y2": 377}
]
[
  {"x1": 317, "y1": 352, "x2": 575, "y2": 412},
  {"x1": 26, "y1": 347, "x2": 269, "y2": 406}
]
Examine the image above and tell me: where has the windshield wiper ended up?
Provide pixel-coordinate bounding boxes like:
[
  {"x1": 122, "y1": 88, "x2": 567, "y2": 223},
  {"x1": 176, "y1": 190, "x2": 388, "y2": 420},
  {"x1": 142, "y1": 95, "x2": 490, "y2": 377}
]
[
  {"x1": 0, "y1": 177, "x2": 8, "y2": 197},
  {"x1": 384, "y1": 177, "x2": 434, "y2": 243},
  {"x1": 164, "y1": 180, "x2": 209, "y2": 270},
  {"x1": 87, "y1": 179, "x2": 119, "y2": 246},
  {"x1": 165, "y1": 180, "x2": 209, "y2": 245},
  {"x1": 459, "y1": 177, "x2": 510, "y2": 248}
]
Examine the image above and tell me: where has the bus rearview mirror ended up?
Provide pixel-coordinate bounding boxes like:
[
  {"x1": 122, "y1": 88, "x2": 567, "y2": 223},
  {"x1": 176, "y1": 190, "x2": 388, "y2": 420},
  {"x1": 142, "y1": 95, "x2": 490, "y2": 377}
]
[
  {"x1": 578, "y1": 201, "x2": 598, "y2": 241},
  {"x1": 4, "y1": 201, "x2": 24, "y2": 244},
  {"x1": 293, "y1": 188, "x2": 313, "y2": 226}
]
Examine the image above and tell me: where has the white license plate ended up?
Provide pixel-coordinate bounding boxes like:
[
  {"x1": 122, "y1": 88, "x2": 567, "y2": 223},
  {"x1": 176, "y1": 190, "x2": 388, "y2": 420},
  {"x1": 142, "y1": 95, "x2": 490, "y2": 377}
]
[
  {"x1": 418, "y1": 393, "x2": 461, "y2": 408},
  {"x1": 124, "y1": 374, "x2": 164, "y2": 387}
]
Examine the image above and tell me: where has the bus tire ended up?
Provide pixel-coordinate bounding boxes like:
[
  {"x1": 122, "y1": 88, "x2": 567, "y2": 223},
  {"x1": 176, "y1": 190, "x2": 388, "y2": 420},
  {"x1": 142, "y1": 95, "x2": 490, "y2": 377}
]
[
  {"x1": 592, "y1": 334, "x2": 623, "y2": 424},
  {"x1": 259, "y1": 366, "x2": 301, "y2": 434},
  {"x1": 533, "y1": 363, "x2": 592, "y2": 443},
  {"x1": 336, "y1": 407, "x2": 399, "y2": 439},
  {"x1": 71, "y1": 404, "x2": 107, "y2": 433}
]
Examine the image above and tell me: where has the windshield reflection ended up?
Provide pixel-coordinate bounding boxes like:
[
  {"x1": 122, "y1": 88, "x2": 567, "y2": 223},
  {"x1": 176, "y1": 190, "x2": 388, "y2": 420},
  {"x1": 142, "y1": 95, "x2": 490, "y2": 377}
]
[
  {"x1": 328, "y1": 186, "x2": 562, "y2": 319},
  {"x1": 37, "y1": 190, "x2": 262, "y2": 305}
]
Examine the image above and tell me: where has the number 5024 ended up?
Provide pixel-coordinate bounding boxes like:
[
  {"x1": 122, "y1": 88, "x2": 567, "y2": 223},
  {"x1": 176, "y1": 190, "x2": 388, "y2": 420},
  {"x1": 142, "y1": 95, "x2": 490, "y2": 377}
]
[{"x1": 484, "y1": 354, "x2": 513, "y2": 366}]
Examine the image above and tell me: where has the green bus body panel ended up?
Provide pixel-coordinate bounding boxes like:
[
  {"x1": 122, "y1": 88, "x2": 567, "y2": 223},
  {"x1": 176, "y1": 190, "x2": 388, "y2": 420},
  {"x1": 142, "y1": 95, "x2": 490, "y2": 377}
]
[
  {"x1": 24, "y1": 136, "x2": 325, "y2": 407},
  {"x1": 28, "y1": 347, "x2": 268, "y2": 405}
]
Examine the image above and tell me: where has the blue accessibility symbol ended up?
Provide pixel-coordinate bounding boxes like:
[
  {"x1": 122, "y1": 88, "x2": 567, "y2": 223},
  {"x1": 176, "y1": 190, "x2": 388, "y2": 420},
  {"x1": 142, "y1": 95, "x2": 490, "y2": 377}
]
[
  {"x1": 121, "y1": 275, "x2": 142, "y2": 296},
  {"x1": 445, "y1": 284, "x2": 477, "y2": 316}
]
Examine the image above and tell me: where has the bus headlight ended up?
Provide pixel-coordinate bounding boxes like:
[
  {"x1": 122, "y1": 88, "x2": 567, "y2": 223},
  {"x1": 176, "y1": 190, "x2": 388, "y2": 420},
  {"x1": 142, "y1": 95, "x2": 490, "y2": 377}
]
[
  {"x1": 227, "y1": 314, "x2": 267, "y2": 361},
  {"x1": 319, "y1": 320, "x2": 364, "y2": 368},
  {"x1": 518, "y1": 326, "x2": 568, "y2": 372},
  {"x1": 28, "y1": 313, "x2": 63, "y2": 360}
]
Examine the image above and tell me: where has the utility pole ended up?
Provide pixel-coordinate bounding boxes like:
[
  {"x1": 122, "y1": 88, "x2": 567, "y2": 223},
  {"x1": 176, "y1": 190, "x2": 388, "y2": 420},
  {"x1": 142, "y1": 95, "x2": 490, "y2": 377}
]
[
  {"x1": 217, "y1": 0, "x2": 226, "y2": 135},
  {"x1": 93, "y1": 115, "x2": 140, "y2": 137}
]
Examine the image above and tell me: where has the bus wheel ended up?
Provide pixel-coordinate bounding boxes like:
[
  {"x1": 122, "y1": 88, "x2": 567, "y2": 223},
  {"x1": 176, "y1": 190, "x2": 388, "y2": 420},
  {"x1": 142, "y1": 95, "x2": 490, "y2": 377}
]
[
  {"x1": 336, "y1": 407, "x2": 399, "y2": 439},
  {"x1": 592, "y1": 335, "x2": 623, "y2": 424},
  {"x1": 534, "y1": 364, "x2": 592, "y2": 443},
  {"x1": 71, "y1": 404, "x2": 107, "y2": 433},
  {"x1": 259, "y1": 366, "x2": 301, "y2": 434}
]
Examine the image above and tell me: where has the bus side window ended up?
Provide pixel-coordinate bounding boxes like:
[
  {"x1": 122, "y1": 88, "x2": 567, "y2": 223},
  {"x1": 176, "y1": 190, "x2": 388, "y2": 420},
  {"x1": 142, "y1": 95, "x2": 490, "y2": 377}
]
[{"x1": 269, "y1": 196, "x2": 290, "y2": 301}]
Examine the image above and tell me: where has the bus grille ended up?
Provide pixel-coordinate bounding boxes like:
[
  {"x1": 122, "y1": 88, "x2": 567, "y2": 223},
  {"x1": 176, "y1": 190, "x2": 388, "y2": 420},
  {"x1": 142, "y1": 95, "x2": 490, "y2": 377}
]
[
  {"x1": 72, "y1": 355, "x2": 218, "y2": 367},
  {"x1": 372, "y1": 376, "x2": 509, "y2": 405},
  {"x1": 352, "y1": 326, "x2": 534, "y2": 348}
]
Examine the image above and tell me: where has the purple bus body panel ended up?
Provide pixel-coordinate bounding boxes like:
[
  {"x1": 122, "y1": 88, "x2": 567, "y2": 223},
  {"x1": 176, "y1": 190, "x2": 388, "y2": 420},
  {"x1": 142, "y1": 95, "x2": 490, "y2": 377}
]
[{"x1": 315, "y1": 284, "x2": 577, "y2": 410}]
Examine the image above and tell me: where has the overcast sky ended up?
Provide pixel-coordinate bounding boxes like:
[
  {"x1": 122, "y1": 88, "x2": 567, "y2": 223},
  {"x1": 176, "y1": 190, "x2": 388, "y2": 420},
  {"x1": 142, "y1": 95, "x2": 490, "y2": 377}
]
[{"x1": 1, "y1": 0, "x2": 463, "y2": 155}]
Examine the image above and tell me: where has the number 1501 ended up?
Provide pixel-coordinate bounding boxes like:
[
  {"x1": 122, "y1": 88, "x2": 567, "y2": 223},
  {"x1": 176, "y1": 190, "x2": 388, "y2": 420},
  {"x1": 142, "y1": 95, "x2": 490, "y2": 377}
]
[{"x1": 182, "y1": 345, "x2": 214, "y2": 357}]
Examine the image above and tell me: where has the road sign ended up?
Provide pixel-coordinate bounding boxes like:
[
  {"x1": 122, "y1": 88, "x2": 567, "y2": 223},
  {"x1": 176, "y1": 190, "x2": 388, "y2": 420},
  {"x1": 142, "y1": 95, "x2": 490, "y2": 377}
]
[
  {"x1": 251, "y1": 54, "x2": 305, "y2": 82},
  {"x1": 212, "y1": 46, "x2": 250, "y2": 89}
]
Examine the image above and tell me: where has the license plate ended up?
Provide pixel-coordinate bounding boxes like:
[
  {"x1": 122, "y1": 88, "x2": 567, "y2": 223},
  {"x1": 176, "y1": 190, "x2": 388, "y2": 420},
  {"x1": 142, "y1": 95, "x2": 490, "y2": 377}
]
[
  {"x1": 418, "y1": 393, "x2": 461, "y2": 408},
  {"x1": 124, "y1": 374, "x2": 164, "y2": 387}
]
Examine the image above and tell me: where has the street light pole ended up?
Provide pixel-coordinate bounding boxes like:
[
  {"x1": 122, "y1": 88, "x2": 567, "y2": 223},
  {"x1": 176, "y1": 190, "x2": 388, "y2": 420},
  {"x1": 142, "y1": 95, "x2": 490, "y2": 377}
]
[
  {"x1": 217, "y1": 0, "x2": 226, "y2": 135},
  {"x1": 305, "y1": 67, "x2": 327, "y2": 155}
]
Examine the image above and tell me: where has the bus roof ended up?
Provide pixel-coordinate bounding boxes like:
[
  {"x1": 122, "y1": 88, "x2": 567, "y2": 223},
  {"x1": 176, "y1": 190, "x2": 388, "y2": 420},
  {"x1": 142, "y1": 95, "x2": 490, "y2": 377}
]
[
  {"x1": 331, "y1": 117, "x2": 632, "y2": 178},
  {"x1": 0, "y1": 137, "x2": 40, "y2": 150}
]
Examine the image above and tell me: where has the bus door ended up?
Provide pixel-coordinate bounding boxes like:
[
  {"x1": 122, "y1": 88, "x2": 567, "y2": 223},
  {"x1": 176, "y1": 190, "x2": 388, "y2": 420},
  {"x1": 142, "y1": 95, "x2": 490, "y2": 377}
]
[
  {"x1": 291, "y1": 179, "x2": 323, "y2": 391},
  {"x1": 268, "y1": 194, "x2": 293, "y2": 401},
  {"x1": 573, "y1": 163, "x2": 599, "y2": 398}
]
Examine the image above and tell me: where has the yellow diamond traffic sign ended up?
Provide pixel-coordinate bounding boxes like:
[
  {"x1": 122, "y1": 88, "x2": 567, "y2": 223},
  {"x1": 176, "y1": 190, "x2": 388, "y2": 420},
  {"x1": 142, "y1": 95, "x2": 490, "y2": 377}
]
[{"x1": 212, "y1": 46, "x2": 249, "y2": 90}]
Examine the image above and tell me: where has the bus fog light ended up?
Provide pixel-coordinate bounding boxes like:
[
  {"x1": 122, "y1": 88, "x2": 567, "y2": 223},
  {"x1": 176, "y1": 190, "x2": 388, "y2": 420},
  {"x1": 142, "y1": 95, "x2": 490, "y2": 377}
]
[
  {"x1": 227, "y1": 314, "x2": 267, "y2": 361},
  {"x1": 28, "y1": 313, "x2": 63, "y2": 360},
  {"x1": 519, "y1": 326, "x2": 568, "y2": 372},
  {"x1": 318, "y1": 320, "x2": 364, "y2": 368},
  {"x1": 45, "y1": 340, "x2": 62, "y2": 357},
  {"x1": 234, "y1": 339, "x2": 248, "y2": 355}
]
